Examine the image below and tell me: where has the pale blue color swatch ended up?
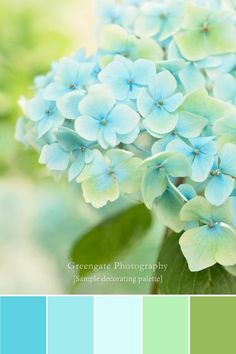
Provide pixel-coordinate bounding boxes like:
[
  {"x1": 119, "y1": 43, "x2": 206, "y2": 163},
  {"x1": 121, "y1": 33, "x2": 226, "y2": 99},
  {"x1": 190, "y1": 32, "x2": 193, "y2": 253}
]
[
  {"x1": 1, "y1": 296, "x2": 46, "y2": 354},
  {"x1": 48, "y1": 296, "x2": 93, "y2": 354},
  {"x1": 94, "y1": 296, "x2": 142, "y2": 354}
]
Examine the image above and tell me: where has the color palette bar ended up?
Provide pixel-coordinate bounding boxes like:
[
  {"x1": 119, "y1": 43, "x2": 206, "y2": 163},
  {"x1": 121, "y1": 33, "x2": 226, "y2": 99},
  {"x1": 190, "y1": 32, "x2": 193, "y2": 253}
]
[{"x1": 0, "y1": 296, "x2": 235, "y2": 353}]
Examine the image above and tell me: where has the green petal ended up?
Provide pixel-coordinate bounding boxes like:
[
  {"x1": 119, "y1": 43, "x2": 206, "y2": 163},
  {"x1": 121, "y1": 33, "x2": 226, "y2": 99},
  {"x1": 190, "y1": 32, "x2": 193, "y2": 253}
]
[
  {"x1": 179, "y1": 226, "x2": 217, "y2": 271},
  {"x1": 115, "y1": 157, "x2": 142, "y2": 194},
  {"x1": 163, "y1": 153, "x2": 191, "y2": 177},
  {"x1": 175, "y1": 29, "x2": 206, "y2": 61},
  {"x1": 182, "y1": 5, "x2": 210, "y2": 30},
  {"x1": 81, "y1": 173, "x2": 119, "y2": 208},
  {"x1": 214, "y1": 225, "x2": 236, "y2": 266},
  {"x1": 135, "y1": 37, "x2": 163, "y2": 61},
  {"x1": 155, "y1": 187, "x2": 185, "y2": 233},
  {"x1": 142, "y1": 168, "x2": 168, "y2": 209},
  {"x1": 180, "y1": 196, "x2": 212, "y2": 222},
  {"x1": 99, "y1": 24, "x2": 127, "y2": 54},
  {"x1": 180, "y1": 89, "x2": 232, "y2": 125},
  {"x1": 205, "y1": 23, "x2": 236, "y2": 56}
]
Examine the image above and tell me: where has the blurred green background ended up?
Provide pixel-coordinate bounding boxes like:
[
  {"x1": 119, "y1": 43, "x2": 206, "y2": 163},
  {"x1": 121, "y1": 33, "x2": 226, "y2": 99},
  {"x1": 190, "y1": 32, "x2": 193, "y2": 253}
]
[{"x1": 0, "y1": 0, "x2": 163, "y2": 294}]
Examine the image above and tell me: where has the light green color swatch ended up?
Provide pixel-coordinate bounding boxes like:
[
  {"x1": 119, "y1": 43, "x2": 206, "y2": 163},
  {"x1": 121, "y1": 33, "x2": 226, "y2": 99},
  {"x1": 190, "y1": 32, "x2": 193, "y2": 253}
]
[
  {"x1": 143, "y1": 296, "x2": 188, "y2": 354},
  {"x1": 191, "y1": 296, "x2": 236, "y2": 354}
]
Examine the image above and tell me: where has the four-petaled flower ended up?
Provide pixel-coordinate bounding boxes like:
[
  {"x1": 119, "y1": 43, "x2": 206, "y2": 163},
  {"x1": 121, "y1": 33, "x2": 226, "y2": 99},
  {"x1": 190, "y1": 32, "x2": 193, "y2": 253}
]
[
  {"x1": 167, "y1": 136, "x2": 217, "y2": 182},
  {"x1": 135, "y1": 1, "x2": 183, "y2": 41},
  {"x1": 205, "y1": 143, "x2": 236, "y2": 205},
  {"x1": 39, "y1": 127, "x2": 94, "y2": 181},
  {"x1": 180, "y1": 196, "x2": 236, "y2": 271},
  {"x1": 44, "y1": 58, "x2": 96, "y2": 100},
  {"x1": 98, "y1": 56, "x2": 156, "y2": 101},
  {"x1": 77, "y1": 149, "x2": 142, "y2": 208},
  {"x1": 25, "y1": 94, "x2": 64, "y2": 138},
  {"x1": 137, "y1": 70, "x2": 184, "y2": 135},
  {"x1": 75, "y1": 84, "x2": 140, "y2": 149},
  {"x1": 175, "y1": 4, "x2": 236, "y2": 61},
  {"x1": 141, "y1": 151, "x2": 191, "y2": 208}
]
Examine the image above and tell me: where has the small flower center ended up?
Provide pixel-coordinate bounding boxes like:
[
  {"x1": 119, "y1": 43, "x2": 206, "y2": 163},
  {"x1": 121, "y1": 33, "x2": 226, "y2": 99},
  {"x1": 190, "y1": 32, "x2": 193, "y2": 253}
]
[
  {"x1": 202, "y1": 22, "x2": 209, "y2": 33},
  {"x1": 69, "y1": 83, "x2": 77, "y2": 90},
  {"x1": 128, "y1": 78, "x2": 134, "y2": 89},
  {"x1": 80, "y1": 145, "x2": 86, "y2": 153},
  {"x1": 100, "y1": 118, "x2": 107, "y2": 126},
  {"x1": 45, "y1": 109, "x2": 52, "y2": 116},
  {"x1": 157, "y1": 99, "x2": 164, "y2": 107},
  {"x1": 160, "y1": 13, "x2": 166, "y2": 20},
  {"x1": 211, "y1": 169, "x2": 221, "y2": 176},
  {"x1": 108, "y1": 169, "x2": 115, "y2": 176},
  {"x1": 194, "y1": 148, "x2": 200, "y2": 156},
  {"x1": 208, "y1": 221, "x2": 215, "y2": 228}
]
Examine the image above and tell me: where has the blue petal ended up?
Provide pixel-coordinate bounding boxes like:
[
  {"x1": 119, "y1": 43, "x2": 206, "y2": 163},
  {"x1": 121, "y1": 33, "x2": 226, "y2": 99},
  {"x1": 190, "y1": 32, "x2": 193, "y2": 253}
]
[
  {"x1": 144, "y1": 107, "x2": 178, "y2": 134},
  {"x1": 44, "y1": 83, "x2": 70, "y2": 100},
  {"x1": 108, "y1": 103, "x2": 140, "y2": 134},
  {"x1": 68, "y1": 153, "x2": 85, "y2": 181},
  {"x1": 220, "y1": 143, "x2": 236, "y2": 177},
  {"x1": 205, "y1": 174, "x2": 234, "y2": 205},
  {"x1": 148, "y1": 70, "x2": 177, "y2": 100},
  {"x1": 39, "y1": 144, "x2": 69, "y2": 170},
  {"x1": 98, "y1": 59, "x2": 130, "y2": 100},
  {"x1": 137, "y1": 88, "x2": 155, "y2": 117},
  {"x1": 192, "y1": 153, "x2": 214, "y2": 182},
  {"x1": 57, "y1": 91, "x2": 84, "y2": 119},
  {"x1": 164, "y1": 93, "x2": 184, "y2": 112},
  {"x1": 75, "y1": 116, "x2": 100, "y2": 141},
  {"x1": 79, "y1": 84, "x2": 116, "y2": 118}
]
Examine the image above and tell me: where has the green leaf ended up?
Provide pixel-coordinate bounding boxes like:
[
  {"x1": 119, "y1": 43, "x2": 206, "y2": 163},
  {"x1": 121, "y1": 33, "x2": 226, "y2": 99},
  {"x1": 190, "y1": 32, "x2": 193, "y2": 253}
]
[
  {"x1": 156, "y1": 233, "x2": 236, "y2": 294},
  {"x1": 70, "y1": 203, "x2": 152, "y2": 276}
]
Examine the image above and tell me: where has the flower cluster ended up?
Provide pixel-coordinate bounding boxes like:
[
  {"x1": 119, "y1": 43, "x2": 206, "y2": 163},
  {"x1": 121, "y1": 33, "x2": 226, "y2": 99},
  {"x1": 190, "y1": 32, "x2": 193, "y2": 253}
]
[{"x1": 16, "y1": 0, "x2": 236, "y2": 272}]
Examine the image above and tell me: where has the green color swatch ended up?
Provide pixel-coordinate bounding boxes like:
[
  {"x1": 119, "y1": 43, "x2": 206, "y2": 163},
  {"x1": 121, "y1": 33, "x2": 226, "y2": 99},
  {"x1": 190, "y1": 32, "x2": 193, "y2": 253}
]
[
  {"x1": 143, "y1": 296, "x2": 188, "y2": 354},
  {"x1": 191, "y1": 296, "x2": 236, "y2": 354}
]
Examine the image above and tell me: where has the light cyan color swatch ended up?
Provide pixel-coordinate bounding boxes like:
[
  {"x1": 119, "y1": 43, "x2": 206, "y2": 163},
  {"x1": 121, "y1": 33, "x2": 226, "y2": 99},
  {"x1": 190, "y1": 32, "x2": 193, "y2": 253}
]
[
  {"x1": 48, "y1": 296, "x2": 93, "y2": 354},
  {"x1": 94, "y1": 296, "x2": 142, "y2": 354},
  {"x1": 1, "y1": 296, "x2": 46, "y2": 354},
  {"x1": 143, "y1": 296, "x2": 188, "y2": 354}
]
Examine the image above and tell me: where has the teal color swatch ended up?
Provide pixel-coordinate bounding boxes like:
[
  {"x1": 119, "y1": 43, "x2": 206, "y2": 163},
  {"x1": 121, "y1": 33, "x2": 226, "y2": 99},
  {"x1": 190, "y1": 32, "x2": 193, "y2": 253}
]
[
  {"x1": 94, "y1": 296, "x2": 142, "y2": 354},
  {"x1": 48, "y1": 296, "x2": 93, "y2": 354},
  {"x1": 143, "y1": 296, "x2": 188, "y2": 354},
  {"x1": 1, "y1": 296, "x2": 46, "y2": 354}
]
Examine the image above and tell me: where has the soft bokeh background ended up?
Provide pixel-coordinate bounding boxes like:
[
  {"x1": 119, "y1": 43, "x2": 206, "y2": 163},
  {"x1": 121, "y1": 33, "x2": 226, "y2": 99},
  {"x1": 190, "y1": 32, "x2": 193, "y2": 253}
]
[{"x1": 0, "y1": 0, "x2": 163, "y2": 294}]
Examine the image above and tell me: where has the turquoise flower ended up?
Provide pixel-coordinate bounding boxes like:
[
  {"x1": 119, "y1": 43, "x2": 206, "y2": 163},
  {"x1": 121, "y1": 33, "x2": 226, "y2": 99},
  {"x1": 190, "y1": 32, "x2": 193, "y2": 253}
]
[
  {"x1": 135, "y1": 1, "x2": 184, "y2": 41},
  {"x1": 24, "y1": 94, "x2": 64, "y2": 138},
  {"x1": 39, "y1": 127, "x2": 94, "y2": 181},
  {"x1": 180, "y1": 196, "x2": 236, "y2": 271},
  {"x1": 137, "y1": 70, "x2": 184, "y2": 135},
  {"x1": 44, "y1": 58, "x2": 95, "y2": 100},
  {"x1": 77, "y1": 149, "x2": 142, "y2": 207},
  {"x1": 175, "y1": 4, "x2": 236, "y2": 61},
  {"x1": 98, "y1": 56, "x2": 156, "y2": 100},
  {"x1": 205, "y1": 143, "x2": 236, "y2": 205},
  {"x1": 141, "y1": 151, "x2": 191, "y2": 208},
  {"x1": 167, "y1": 136, "x2": 217, "y2": 182},
  {"x1": 75, "y1": 84, "x2": 140, "y2": 149},
  {"x1": 213, "y1": 73, "x2": 236, "y2": 104}
]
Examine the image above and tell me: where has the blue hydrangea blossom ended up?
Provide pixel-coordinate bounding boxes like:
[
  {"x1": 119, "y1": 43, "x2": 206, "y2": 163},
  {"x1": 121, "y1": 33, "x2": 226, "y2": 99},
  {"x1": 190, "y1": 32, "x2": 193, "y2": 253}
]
[{"x1": 15, "y1": 0, "x2": 236, "y2": 273}]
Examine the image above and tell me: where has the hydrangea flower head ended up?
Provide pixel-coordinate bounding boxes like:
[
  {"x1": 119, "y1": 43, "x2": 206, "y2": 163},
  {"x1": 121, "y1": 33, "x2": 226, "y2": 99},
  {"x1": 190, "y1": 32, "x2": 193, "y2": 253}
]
[{"x1": 15, "y1": 0, "x2": 236, "y2": 273}]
